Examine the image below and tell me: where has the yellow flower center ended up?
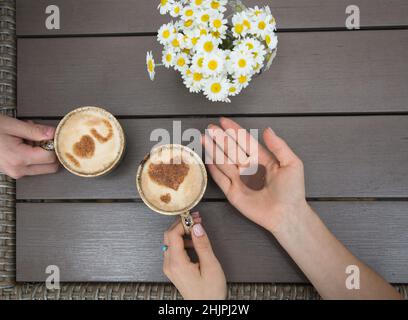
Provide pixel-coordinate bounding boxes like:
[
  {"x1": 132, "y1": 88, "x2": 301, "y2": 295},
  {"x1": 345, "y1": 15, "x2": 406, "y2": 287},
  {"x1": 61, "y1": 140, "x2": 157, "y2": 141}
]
[
  {"x1": 229, "y1": 87, "x2": 236, "y2": 93},
  {"x1": 265, "y1": 35, "x2": 271, "y2": 45},
  {"x1": 212, "y1": 31, "x2": 221, "y2": 38},
  {"x1": 211, "y1": 83, "x2": 221, "y2": 93},
  {"x1": 161, "y1": 0, "x2": 167, "y2": 6},
  {"x1": 238, "y1": 59, "x2": 247, "y2": 68},
  {"x1": 172, "y1": 39, "x2": 180, "y2": 47},
  {"x1": 213, "y1": 19, "x2": 222, "y2": 29},
  {"x1": 193, "y1": 72, "x2": 203, "y2": 81},
  {"x1": 148, "y1": 60, "x2": 154, "y2": 72},
  {"x1": 208, "y1": 60, "x2": 218, "y2": 71},
  {"x1": 200, "y1": 29, "x2": 208, "y2": 36},
  {"x1": 195, "y1": 0, "x2": 203, "y2": 5},
  {"x1": 204, "y1": 41, "x2": 214, "y2": 52},
  {"x1": 166, "y1": 54, "x2": 172, "y2": 62},
  {"x1": 163, "y1": 30, "x2": 170, "y2": 38},
  {"x1": 238, "y1": 75, "x2": 247, "y2": 84},
  {"x1": 174, "y1": 6, "x2": 180, "y2": 14},
  {"x1": 182, "y1": 49, "x2": 191, "y2": 55},
  {"x1": 201, "y1": 14, "x2": 210, "y2": 22},
  {"x1": 198, "y1": 57, "x2": 204, "y2": 68},
  {"x1": 185, "y1": 9, "x2": 194, "y2": 17},
  {"x1": 211, "y1": 1, "x2": 220, "y2": 9},
  {"x1": 243, "y1": 20, "x2": 251, "y2": 29},
  {"x1": 234, "y1": 24, "x2": 243, "y2": 34},
  {"x1": 192, "y1": 37, "x2": 198, "y2": 45},
  {"x1": 177, "y1": 58, "x2": 186, "y2": 67},
  {"x1": 246, "y1": 42, "x2": 254, "y2": 50},
  {"x1": 184, "y1": 20, "x2": 193, "y2": 27},
  {"x1": 258, "y1": 21, "x2": 266, "y2": 30}
]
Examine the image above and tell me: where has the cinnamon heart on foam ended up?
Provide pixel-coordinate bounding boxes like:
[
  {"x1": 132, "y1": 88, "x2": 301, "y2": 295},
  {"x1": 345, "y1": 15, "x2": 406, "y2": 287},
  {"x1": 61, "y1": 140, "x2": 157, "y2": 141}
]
[
  {"x1": 73, "y1": 134, "x2": 95, "y2": 159},
  {"x1": 148, "y1": 160, "x2": 190, "y2": 191}
]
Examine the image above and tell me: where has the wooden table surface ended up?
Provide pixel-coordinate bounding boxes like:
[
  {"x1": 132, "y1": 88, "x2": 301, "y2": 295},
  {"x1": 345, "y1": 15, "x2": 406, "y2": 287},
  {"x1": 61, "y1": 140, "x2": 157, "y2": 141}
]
[{"x1": 15, "y1": 0, "x2": 408, "y2": 283}]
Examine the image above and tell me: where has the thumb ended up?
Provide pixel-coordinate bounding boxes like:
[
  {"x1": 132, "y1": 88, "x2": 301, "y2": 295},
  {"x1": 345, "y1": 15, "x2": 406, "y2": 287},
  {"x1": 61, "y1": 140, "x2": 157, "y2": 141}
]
[
  {"x1": 7, "y1": 118, "x2": 55, "y2": 141},
  {"x1": 191, "y1": 223, "x2": 217, "y2": 270}
]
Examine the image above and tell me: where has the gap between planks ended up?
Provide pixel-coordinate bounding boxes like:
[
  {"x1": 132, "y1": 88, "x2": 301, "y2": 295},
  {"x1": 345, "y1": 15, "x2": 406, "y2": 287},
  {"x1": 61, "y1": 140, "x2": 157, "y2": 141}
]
[{"x1": 15, "y1": 25, "x2": 408, "y2": 39}]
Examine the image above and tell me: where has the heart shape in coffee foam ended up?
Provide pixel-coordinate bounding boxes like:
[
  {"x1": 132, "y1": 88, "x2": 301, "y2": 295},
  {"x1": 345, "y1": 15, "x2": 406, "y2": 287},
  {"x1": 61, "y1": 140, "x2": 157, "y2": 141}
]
[
  {"x1": 148, "y1": 160, "x2": 190, "y2": 191},
  {"x1": 73, "y1": 134, "x2": 95, "y2": 159}
]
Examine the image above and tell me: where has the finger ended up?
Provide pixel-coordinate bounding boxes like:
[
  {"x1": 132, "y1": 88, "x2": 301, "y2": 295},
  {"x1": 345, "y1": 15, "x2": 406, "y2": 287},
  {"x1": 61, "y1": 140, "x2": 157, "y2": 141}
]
[
  {"x1": 206, "y1": 124, "x2": 249, "y2": 167},
  {"x1": 166, "y1": 221, "x2": 191, "y2": 263},
  {"x1": 17, "y1": 144, "x2": 57, "y2": 165},
  {"x1": 263, "y1": 128, "x2": 299, "y2": 167},
  {"x1": 191, "y1": 212, "x2": 202, "y2": 225},
  {"x1": 23, "y1": 163, "x2": 60, "y2": 176},
  {"x1": 219, "y1": 117, "x2": 273, "y2": 166},
  {"x1": 2, "y1": 118, "x2": 55, "y2": 142},
  {"x1": 207, "y1": 163, "x2": 231, "y2": 195},
  {"x1": 202, "y1": 134, "x2": 240, "y2": 183},
  {"x1": 191, "y1": 223, "x2": 218, "y2": 271}
]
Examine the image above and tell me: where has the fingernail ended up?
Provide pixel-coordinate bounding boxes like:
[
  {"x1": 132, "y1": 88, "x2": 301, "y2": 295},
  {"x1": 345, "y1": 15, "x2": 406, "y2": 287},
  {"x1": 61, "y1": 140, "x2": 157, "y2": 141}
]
[
  {"x1": 191, "y1": 211, "x2": 200, "y2": 218},
  {"x1": 193, "y1": 224, "x2": 205, "y2": 238}
]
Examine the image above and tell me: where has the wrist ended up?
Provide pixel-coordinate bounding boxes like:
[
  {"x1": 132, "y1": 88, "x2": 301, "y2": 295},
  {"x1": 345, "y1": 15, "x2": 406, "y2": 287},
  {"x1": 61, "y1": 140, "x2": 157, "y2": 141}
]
[{"x1": 267, "y1": 200, "x2": 315, "y2": 238}]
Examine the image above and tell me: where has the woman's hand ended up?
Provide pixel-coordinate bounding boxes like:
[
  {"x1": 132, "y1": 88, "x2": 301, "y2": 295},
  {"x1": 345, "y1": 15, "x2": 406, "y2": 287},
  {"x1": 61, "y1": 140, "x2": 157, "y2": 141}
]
[
  {"x1": 203, "y1": 117, "x2": 308, "y2": 234},
  {"x1": 163, "y1": 212, "x2": 227, "y2": 300},
  {"x1": 0, "y1": 115, "x2": 59, "y2": 179}
]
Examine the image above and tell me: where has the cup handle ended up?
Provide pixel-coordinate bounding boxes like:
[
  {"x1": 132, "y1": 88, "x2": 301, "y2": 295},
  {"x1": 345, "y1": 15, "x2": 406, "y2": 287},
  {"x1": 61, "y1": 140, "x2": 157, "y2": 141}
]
[
  {"x1": 35, "y1": 140, "x2": 55, "y2": 151},
  {"x1": 180, "y1": 211, "x2": 194, "y2": 235}
]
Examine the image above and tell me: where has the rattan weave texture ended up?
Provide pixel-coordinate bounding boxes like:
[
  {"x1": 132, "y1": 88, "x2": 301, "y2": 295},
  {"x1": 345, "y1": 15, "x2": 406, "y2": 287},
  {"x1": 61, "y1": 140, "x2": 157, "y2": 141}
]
[{"x1": 0, "y1": 0, "x2": 406, "y2": 300}]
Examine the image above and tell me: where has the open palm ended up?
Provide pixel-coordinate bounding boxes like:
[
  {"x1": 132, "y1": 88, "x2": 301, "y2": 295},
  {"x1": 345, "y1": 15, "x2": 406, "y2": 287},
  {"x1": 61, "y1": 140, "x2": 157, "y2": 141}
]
[{"x1": 203, "y1": 117, "x2": 307, "y2": 232}]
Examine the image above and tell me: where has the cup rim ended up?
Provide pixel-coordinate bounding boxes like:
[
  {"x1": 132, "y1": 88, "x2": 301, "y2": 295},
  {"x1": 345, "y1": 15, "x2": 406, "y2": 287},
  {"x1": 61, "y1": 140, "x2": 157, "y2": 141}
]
[
  {"x1": 136, "y1": 144, "x2": 208, "y2": 216},
  {"x1": 54, "y1": 106, "x2": 126, "y2": 178}
]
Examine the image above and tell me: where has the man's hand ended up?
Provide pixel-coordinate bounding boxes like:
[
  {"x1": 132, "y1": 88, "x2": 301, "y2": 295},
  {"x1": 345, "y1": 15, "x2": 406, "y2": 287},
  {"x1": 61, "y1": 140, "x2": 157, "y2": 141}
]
[{"x1": 0, "y1": 115, "x2": 59, "y2": 179}]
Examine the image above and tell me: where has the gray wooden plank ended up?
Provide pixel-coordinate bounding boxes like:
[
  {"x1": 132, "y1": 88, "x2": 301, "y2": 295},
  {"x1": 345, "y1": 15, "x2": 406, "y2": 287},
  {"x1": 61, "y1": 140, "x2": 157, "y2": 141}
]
[
  {"x1": 16, "y1": 0, "x2": 408, "y2": 36},
  {"x1": 16, "y1": 201, "x2": 408, "y2": 282},
  {"x1": 16, "y1": 116, "x2": 408, "y2": 200},
  {"x1": 17, "y1": 30, "x2": 408, "y2": 117}
]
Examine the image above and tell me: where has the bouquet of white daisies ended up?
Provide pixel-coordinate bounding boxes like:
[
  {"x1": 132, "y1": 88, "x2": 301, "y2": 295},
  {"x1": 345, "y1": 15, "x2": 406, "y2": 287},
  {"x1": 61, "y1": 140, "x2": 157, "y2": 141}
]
[{"x1": 146, "y1": 0, "x2": 278, "y2": 103}]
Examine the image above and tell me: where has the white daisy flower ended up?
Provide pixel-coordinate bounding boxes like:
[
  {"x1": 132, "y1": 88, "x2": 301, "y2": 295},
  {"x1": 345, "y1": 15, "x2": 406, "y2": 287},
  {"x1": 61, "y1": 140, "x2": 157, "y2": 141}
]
[
  {"x1": 248, "y1": 5, "x2": 264, "y2": 18},
  {"x1": 228, "y1": 80, "x2": 243, "y2": 97},
  {"x1": 181, "y1": 5, "x2": 196, "y2": 20},
  {"x1": 191, "y1": 0, "x2": 209, "y2": 9},
  {"x1": 203, "y1": 77, "x2": 230, "y2": 102},
  {"x1": 252, "y1": 13, "x2": 270, "y2": 38},
  {"x1": 202, "y1": 51, "x2": 225, "y2": 76},
  {"x1": 234, "y1": 73, "x2": 252, "y2": 89},
  {"x1": 264, "y1": 32, "x2": 278, "y2": 50},
  {"x1": 191, "y1": 52, "x2": 206, "y2": 70},
  {"x1": 158, "y1": 0, "x2": 173, "y2": 15},
  {"x1": 237, "y1": 39, "x2": 266, "y2": 66},
  {"x1": 169, "y1": 1, "x2": 183, "y2": 17},
  {"x1": 162, "y1": 47, "x2": 175, "y2": 68},
  {"x1": 229, "y1": 49, "x2": 255, "y2": 75},
  {"x1": 209, "y1": 0, "x2": 227, "y2": 13},
  {"x1": 174, "y1": 52, "x2": 190, "y2": 72},
  {"x1": 183, "y1": 69, "x2": 206, "y2": 93},
  {"x1": 169, "y1": 33, "x2": 184, "y2": 51},
  {"x1": 196, "y1": 35, "x2": 218, "y2": 54},
  {"x1": 209, "y1": 12, "x2": 227, "y2": 34},
  {"x1": 157, "y1": 23, "x2": 176, "y2": 45},
  {"x1": 146, "y1": 51, "x2": 156, "y2": 81},
  {"x1": 231, "y1": 13, "x2": 248, "y2": 38}
]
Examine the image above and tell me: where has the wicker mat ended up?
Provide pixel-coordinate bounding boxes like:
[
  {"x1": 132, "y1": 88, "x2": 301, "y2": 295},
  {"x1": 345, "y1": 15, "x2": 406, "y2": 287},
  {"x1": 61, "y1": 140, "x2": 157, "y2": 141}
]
[{"x1": 0, "y1": 0, "x2": 406, "y2": 300}]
